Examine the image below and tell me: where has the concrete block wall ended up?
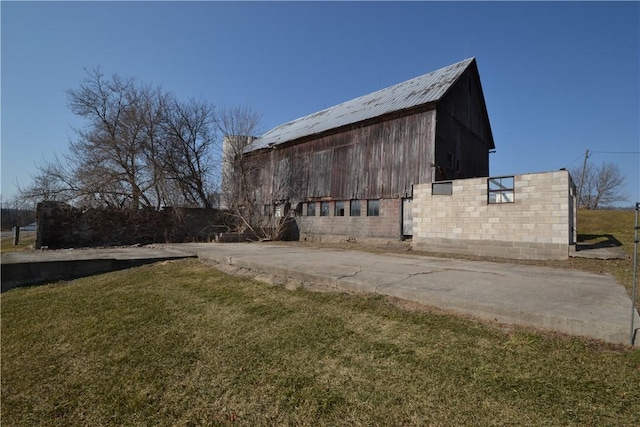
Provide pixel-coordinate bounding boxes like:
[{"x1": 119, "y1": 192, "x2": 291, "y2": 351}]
[
  {"x1": 296, "y1": 198, "x2": 401, "y2": 242},
  {"x1": 412, "y1": 170, "x2": 574, "y2": 260}
]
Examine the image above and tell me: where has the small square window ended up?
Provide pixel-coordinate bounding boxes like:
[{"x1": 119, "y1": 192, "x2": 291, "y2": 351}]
[
  {"x1": 488, "y1": 176, "x2": 515, "y2": 204},
  {"x1": 350, "y1": 200, "x2": 361, "y2": 216},
  {"x1": 307, "y1": 202, "x2": 316, "y2": 216},
  {"x1": 432, "y1": 182, "x2": 452, "y2": 196},
  {"x1": 367, "y1": 200, "x2": 380, "y2": 216},
  {"x1": 320, "y1": 201, "x2": 330, "y2": 216},
  {"x1": 335, "y1": 201, "x2": 345, "y2": 216}
]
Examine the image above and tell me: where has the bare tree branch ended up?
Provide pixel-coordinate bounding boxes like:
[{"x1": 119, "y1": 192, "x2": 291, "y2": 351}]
[{"x1": 571, "y1": 161, "x2": 627, "y2": 209}]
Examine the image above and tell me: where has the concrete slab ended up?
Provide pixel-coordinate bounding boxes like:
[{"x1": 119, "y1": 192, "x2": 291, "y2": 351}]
[
  {"x1": 1, "y1": 247, "x2": 195, "y2": 292},
  {"x1": 162, "y1": 243, "x2": 640, "y2": 347},
  {"x1": 570, "y1": 245, "x2": 629, "y2": 260}
]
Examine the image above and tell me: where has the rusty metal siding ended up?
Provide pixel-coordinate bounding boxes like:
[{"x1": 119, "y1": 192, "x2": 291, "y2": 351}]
[{"x1": 251, "y1": 109, "x2": 436, "y2": 204}]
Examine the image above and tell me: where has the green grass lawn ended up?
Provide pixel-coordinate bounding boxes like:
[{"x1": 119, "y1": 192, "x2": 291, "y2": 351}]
[{"x1": 2, "y1": 259, "x2": 640, "y2": 426}]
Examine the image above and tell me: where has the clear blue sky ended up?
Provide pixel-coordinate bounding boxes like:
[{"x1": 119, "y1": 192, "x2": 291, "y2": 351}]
[{"x1": 2, "y1": 1, "x2": 639, "y2": 205}]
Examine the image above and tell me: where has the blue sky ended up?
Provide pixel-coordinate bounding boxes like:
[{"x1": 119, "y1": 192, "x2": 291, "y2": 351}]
[{"x1": 2, "y1": 1, "x2": 639, "y2": 205}]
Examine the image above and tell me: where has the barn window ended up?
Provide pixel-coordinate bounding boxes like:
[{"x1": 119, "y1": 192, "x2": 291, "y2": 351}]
[
  {"x1": 320, "y1": 201, "x2": 330, "y2": 216},
  {"x1": 447, "y1": 152, "x2": 454, "y2": 169},
  {"x1": 488, "y1": 176, "x2": 515, "y2": 204},
  {"x1": 307, "y1": 202, "x2": 316, "y2": 216},
  {"x1": 350, "y1": 199, "x2": 361, "y2": 216},
  {"x1": 367, "y1": 200, "x2": 380, "y2": 216},
  {"x1": 335, "y1": 201, "x2": 345, "y2": 216},
  {"x1": 432, "y1": 182, "x2": 452, "y2": 196}
]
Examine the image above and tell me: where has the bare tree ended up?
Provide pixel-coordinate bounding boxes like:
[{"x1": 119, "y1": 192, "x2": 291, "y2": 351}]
[
  {"x1": 161, "y1": 97, "x2": 218, "y2": 208},
  {"x1": 571, "y1": 161, "x2": 627, "y2": 209},
  {"x1": 217, "y1": 106, "x2": 260, "y2": 224},
  {"x1": 18, "y1": 155, "x2": 78, "y2": 205},
  {"x1": 20, "y1": 68, "x2": 220, "y2": 211},
  {"x1": 66, "y1": 69, "x2": 168, "y2": 209},
  {"x1": 216, "y1": 106, "x2": 293, "y2": 239}
]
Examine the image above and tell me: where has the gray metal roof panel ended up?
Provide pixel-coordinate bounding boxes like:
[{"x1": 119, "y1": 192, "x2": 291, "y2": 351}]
[{"x1": 246, "y1": 58, "x2": 475, "y2": 152}]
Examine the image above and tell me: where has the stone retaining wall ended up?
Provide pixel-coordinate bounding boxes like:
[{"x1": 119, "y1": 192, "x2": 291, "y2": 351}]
[{"x1": 36, "y1": 202, "x2": 233, "y2": 249}]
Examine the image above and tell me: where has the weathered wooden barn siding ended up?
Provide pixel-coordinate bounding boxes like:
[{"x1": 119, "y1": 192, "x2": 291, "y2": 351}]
[
  {"x1": 434, "y1": 64, "x2": 493, "y2": 180},
  {"x1": 248, "y1": 109, "x2": 437, "y2": 205}
]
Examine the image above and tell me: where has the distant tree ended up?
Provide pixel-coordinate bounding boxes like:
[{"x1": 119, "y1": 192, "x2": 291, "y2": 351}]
[
  {"x1": 571, "y1": 161, "x2": 627, "y2": 209},
  {"x1": 0, "y1": 194, "x2": 35, "y2": 229}
]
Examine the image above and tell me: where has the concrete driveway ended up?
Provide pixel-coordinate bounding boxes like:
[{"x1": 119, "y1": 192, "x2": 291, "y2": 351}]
[
  {"x1": 2, "y1": 242, "x2": 638, "y2": 347},
  {"x1": 163, "y1": 243, "x2": 639, "y2": 347}
]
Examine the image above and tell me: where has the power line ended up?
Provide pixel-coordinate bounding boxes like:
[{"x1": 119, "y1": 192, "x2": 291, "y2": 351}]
[
  {"x1": 564, "y1": 153, "x2": 586, "y2": 168},
  {"x1": 590, "y1": 151, "x2": 640, "y2": 154}
]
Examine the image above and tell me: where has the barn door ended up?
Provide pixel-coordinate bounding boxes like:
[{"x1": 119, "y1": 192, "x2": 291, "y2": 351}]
[{"x1": 402, "y1": 198, "x2": 413, "y2": 237}]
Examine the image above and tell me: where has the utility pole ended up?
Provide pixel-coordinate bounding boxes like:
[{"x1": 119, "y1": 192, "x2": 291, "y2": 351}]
[{"x1": 577, "y1": 149, "x2": 589, "y2": 209}]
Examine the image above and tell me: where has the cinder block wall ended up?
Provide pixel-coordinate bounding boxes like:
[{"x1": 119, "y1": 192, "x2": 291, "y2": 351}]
[
  {"x1": 412, "y1": 171, "x2": 574, "y2": 260},
  {"x1": 297, "y1": 198, "x2": 401, "y2": 242}
]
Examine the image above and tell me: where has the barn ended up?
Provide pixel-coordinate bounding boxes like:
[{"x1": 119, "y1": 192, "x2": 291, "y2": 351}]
[{"x1": 241, "y1": 57, "x2": 495, "y2": 241}]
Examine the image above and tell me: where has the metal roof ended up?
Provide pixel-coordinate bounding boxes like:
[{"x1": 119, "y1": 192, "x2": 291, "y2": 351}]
[{"x1": 246, "y1": 58, "x2": 475, "y2": 152}]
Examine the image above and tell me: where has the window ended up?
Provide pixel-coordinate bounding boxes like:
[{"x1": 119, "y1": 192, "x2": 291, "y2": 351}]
[
  {"x1": 367, "y1": 200, "x2": 380, "y2": 216},
  {"x1": 320, "y1": 201, "x2": 330, "y2": 216},
  {"x1": 263, "y1": 204, "x2": 271, "y2": 216},
  {"x1": 275, "y1": 204, "x2": 284, "y2": 218},
  {"x1": 335, "y1": 201, "x2": 345, "y2": 216},
  {"x1": 350, "y1": 199, "x2": 361, "y2": 216},
  {"x1": 307, "y1": 202, "x2": 316, "y2": 216},
  {"x1": 488, "y1": 176, "x2": 514, "y2": 204},
  {"x1": 447, "y1": 152, "x2": 454, "y2": 169},
  {"x1": 432, "y1": 182, "x2": 452, "y2": 196}
]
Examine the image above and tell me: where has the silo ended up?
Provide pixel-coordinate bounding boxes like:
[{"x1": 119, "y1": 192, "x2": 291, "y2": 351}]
[{"x1": 220, "y1": 135, "x2": 256, "y2": 210}]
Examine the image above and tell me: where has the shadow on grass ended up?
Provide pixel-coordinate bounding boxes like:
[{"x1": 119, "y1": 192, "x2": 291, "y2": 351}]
[{"x1": 576, "y1": 234, "x2": 623, "y2": 251}]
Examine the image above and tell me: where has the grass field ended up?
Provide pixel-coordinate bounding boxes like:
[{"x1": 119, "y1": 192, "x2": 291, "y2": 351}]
[
  {"x1": 2, "y1": 209, "x2": 639, "y2": 426},
  {"x1": 1, "y1": 232, "x2": 36, "y2": 254}
]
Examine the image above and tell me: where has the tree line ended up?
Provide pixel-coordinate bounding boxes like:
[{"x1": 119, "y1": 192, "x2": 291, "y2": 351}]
[{"x1": 19, "y1": 68, "x2": 261, "y2": 211}]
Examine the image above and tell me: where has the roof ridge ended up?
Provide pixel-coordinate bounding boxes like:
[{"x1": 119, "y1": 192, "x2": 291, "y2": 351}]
[{"x1": 248, "y1": 57, "x2": 475, "y2": 151}]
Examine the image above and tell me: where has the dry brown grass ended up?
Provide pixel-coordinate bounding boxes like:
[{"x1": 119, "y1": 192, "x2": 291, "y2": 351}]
[{"x1": 2, "y1": 259, "x2": 639, "y2": 426}]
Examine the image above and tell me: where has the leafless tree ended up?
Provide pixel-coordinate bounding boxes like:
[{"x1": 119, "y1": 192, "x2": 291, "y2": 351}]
[
  {"x1": 66, "y1": 69, "x2": 166, "y2": 209},
  {"x1": 20, "y1": 68, "x2": 220, "y2": 210},
  {"x1": 216, "y1": 106, "x2": 298, "y2": 240},
  {"x1": 571, "y1": 161, "x2": 627, "y2": 209},
  {"x1": 161, "y1": 97, "x2": 219, "y2": 209},
  {"x1": 217, "y1": 106, "x2": 261, "y2": 228},
  {"x1": 18, "y1": 156, "x2": 77, "y2": 205}
]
